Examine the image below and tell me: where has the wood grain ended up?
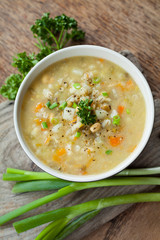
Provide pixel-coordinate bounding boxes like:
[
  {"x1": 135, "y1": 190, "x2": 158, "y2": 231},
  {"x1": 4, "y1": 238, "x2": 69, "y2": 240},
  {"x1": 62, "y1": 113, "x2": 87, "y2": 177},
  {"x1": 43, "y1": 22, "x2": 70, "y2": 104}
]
[{"x1": 0, "y1": 0, "x2": 160, "y2": 239}]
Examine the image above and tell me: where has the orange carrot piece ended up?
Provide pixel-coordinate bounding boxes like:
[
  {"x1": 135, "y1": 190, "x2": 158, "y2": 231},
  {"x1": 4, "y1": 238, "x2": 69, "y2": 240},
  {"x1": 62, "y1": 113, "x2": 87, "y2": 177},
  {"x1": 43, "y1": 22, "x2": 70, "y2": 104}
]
[
  {"x1": 118, "y1": 105, "x2": 124, "y2": 115},
  {"x1": 56, "y1": 148, "x2": 66, "y2": 156},
  {"x1": 52, "y1": 155, "x2": 61, "y2": 163},
  {"x1": 109, "y1": 136, "x2": 123, "y2": 147},
  {"x1": 35, "y1": 103, "x2": 44, "y2": 112},
  {"x1": 116, "y1": 83, "x2": 125, "y2": 91},
  {"x1": 87, "y1": 149, "x2": 91, "y2": 155},
  {"x1": 44, "y1": 136, "x2": 51, "y2": 145},
  {"x1": 99, "y1": 58, "x2": 104, "y2": 62},
  {"x1": 34, "y1": 118, "x2": 42, "y2": 125},
  {"x1": 73, "y1": 137, "x2": 77, "y2": 141},
  {"x1": 82, "y1": 171, "x2": 87, "y2": 175},
  {"x1": 126, "y1": 79, "x2": 133, "y2": 86},
  {"x1": 52, "y1": 148, "x2": 66, "y2": 163},
  {"x1": 126, "y1": 80, "x2": 134, "y2": 90},
  {"x1": 36, "y1": 143, "x2": 42, "y2": 147}
]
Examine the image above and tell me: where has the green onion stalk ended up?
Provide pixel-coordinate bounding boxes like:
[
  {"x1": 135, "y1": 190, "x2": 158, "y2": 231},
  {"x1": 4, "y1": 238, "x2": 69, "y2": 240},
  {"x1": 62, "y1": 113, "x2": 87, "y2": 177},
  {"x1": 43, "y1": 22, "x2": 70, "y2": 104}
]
[
  {"x1": 0, "y1": 174, "x2": 160, "y2": 226},
  {"x1": 3, "y1": 167, "x2": 160, "y2": 182},
  {"x1": 54, "y1": 210, "x2": 100, "y2": 240},
  {"x1": 36, "y1": 210, "x2": 100, "y2": 240},
  {"x1": 13, "y1": 193, "x2": 160, "y2": 233}
]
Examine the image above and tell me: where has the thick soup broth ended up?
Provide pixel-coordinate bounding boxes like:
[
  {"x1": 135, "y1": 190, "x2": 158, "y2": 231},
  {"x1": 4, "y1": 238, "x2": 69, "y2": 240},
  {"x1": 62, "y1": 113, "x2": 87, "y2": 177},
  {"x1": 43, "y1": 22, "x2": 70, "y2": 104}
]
[{"x1": 21, "y1": 56, "x2": 146, "y2": 175}]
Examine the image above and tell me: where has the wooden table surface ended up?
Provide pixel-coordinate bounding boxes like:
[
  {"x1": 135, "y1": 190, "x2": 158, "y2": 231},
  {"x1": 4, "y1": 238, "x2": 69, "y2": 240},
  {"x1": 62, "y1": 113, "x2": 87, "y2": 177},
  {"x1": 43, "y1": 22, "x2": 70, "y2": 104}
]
[{"x1": 0, "y1": 0, "x2": 160, "y2": 239}]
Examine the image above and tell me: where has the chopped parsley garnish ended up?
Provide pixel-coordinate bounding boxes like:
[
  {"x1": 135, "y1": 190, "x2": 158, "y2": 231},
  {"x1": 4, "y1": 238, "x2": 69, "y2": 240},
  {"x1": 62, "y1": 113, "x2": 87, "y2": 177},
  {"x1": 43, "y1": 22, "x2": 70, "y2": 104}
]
[
  {"x1": 77, "y1": 99, "x2": 96, "y2": 125},
  {"x1": 126, "y1": 109, "x2": 130, "y2": 114},
  {"x1": 105, "y1": 150, "x2": 112, "y2": 155}
]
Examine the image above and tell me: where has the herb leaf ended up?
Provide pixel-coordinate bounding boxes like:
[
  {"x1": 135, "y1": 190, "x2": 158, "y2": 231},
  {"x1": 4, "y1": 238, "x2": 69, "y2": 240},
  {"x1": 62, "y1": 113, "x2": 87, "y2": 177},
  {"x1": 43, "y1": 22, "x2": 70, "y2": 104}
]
[
  {"x1": 0, "y1": 13, "x2": 85, "y2": 101},
  {"x1": 77, "y1": 99, "x2": 96, "y2": 125},
  {"x1": 0, "y1": 74, "x2": 22, "y2": 100},
  {"x1": 12, "y1": 52, "x2": 38, "y2": 78}
]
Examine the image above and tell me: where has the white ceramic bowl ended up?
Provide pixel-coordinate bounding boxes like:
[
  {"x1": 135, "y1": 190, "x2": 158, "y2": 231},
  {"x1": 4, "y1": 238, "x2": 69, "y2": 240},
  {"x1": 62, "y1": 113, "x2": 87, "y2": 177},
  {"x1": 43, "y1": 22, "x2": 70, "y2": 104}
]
[{"x1": 14, "y1": 45, "x2": 154, "y2": 182}]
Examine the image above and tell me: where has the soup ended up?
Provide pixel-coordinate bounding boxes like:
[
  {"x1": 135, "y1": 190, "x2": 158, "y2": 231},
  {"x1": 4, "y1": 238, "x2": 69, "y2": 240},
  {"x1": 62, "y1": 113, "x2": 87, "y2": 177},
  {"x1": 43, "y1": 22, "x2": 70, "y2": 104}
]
[{"x1": 21, "y1": 56, "x2": 146, "y2": 175}]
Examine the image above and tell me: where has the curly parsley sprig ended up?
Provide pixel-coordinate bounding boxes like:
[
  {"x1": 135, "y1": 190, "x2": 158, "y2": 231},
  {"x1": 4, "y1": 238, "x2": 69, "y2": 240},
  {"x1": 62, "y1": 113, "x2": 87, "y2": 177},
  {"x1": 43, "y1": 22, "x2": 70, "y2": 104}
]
[{"x1": 0, "y1": 13, "x2": 85, "y2": 100}]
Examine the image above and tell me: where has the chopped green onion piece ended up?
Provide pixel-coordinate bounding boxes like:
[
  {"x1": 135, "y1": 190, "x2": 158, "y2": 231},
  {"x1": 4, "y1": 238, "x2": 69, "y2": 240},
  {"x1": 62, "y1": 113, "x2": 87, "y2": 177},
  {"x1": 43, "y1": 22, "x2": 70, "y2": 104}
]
[
  {"x1": 126, "y1": 109, "x2": 130, "y2": 114},
  {"x1": 113, "y1": 115, "x2": 120, "y2": 125},
  {"x1": 92, "y1": 77, "x2": 101, "y2": 84},
  {"x1": 41, "y1": 122, "x2": 48, "y2": 129},
  {"x1": 102, "y1": 92, "x2": 108, "y2": 97},
  {"x1": 73, "y1": 83, "x2": 81, "y2": 89},
  {"x1": 49, "y1": 102, "x2": 58, "y2": 109},
  {"x1": 59, "y1": 102, "x2": 67, "y2": 110},
  {"x1": 105, "y1": 150, "x2": 112, "y2": 155},
  {"x1": 46, "y1": 101, "x2": 51, "y2": 108},
  {"x1": 51, "y1": 118, "x2": 59, "y2": 125},
  {"x1": 72, "y1": 102, "x2": 77, "y2": 109},
  {"x1": 75, "y1": 131, "x2": 81, "y2": 138}
]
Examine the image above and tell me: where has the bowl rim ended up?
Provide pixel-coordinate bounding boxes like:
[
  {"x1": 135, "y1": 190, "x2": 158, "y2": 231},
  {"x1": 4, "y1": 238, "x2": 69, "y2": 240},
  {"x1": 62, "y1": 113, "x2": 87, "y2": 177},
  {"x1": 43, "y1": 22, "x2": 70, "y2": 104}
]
[{"x1": 14, "y1": 45, "x2": 154, "y2": 182}]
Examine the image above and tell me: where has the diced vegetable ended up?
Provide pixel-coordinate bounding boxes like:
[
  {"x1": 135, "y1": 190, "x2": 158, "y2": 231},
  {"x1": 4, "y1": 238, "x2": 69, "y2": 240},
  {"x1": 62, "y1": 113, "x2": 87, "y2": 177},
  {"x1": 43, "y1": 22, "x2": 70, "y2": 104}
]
[
  {"x1": 105, "y1": 150, "x2": 112, "y2": 155},
  {"x1": 52, "y1": 123, "x2": 62, "y2": 133},
  {"x1": 118, "y1": 105, "x2": 124, "y2": 115},
  {"x1": 92, "y1": 77, "x2": 101, "y2": 84},
  {"x1": 109, "y1": 136, "x2": 123, "y2": 147},
  {"x1": 102, "y1": 92, "x2": 108, "y2": 97},
  {"x1": 113, "y1": 115, "x2": 120, "y2": 125},
  {"x1": 73, "y1": 83, "x2": 81, "y2": 89},
  {"x1": 102, "y1": 119, "x2": 111, "y2": 128},
  {"x1": 72, "y1": 102, "x2": 77, "y2": 108},
  {"x1": 46, "y1": 101, "x2": 51, "y2": 108},
  {"x1": 95, "y1": 110, "x2": 108, "y2": 120},
  {"x1": 43, "y1": 89, "x2": 53, "y2": 99},
  {"x1": 126, "y1": 80, "x2": 133, "y2": 88},
  {"x1": 72, "y1": 69, "x2": 83, "y2": 75},
  {"x1": 75, "y1": 132, "x2": 81, "y2": 138},
  {"x1": 126, "y1": 109, "x2": 130, "y2": 114},
  {"x1": 59, "y1": 102, "x2": 67, "y2": 110},
  {"x1": 53, "y1": 148, "x2": 67, "y2": 163},
  {"x1": 35, "y1": 103, "x2": 44, "y2": 112},
  {"x1": 51, "y1": 118, "x2": 59, "y2": 125},
  {"x1": 63, "y1": 107, "x2": 76, "y2": 121},
  {"x1": 110, "y1": 109, "x2": 118, "y2": 118},
  {"x1": 44, "y1": 136, "x2": 51, "y2": 145},
  {"x1": 99, "y1": 58, "x2": 104, "y2": 62},
  {"x1": 49, "y1": 102, "x2": 58, "y2": 109},
  {"x1": 41, "y1": 122, "x2": 48, "y2": 129},
  {"x1": 56, "y1": 148, "x2": 66, "y2": 156}
]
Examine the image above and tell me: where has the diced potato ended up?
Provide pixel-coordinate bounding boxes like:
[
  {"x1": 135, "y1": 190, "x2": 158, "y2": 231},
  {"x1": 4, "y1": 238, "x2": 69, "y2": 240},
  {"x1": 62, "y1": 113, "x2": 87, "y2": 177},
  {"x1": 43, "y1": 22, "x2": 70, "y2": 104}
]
[
  {"x1": 31, "y1": 127, "x2": 40, "y2": 137},
  {"x1": 72, "y1": 68, "x2": 83, "y2": 75},
  {"x1": 43, "y1": 89, "x2": 53, "y2": 100},
  {"x1": 110, "y1": 109, "x2": 118, "y2": 118},
  {"x1": 63, "y1": 107, "x2": 76, "y2": 121},
  {"x1": 95, "y1": 110, "x2": 108, "y2": 120},
  {"x1": 52, "y1": 123, "x2": 62, "y2": 133},
  {"x1": 102, "y1": 119, "x2": 111, "y2": 128},
  {"x1": 71, "y1": 121, "x2": 84, "y2": 132}
]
